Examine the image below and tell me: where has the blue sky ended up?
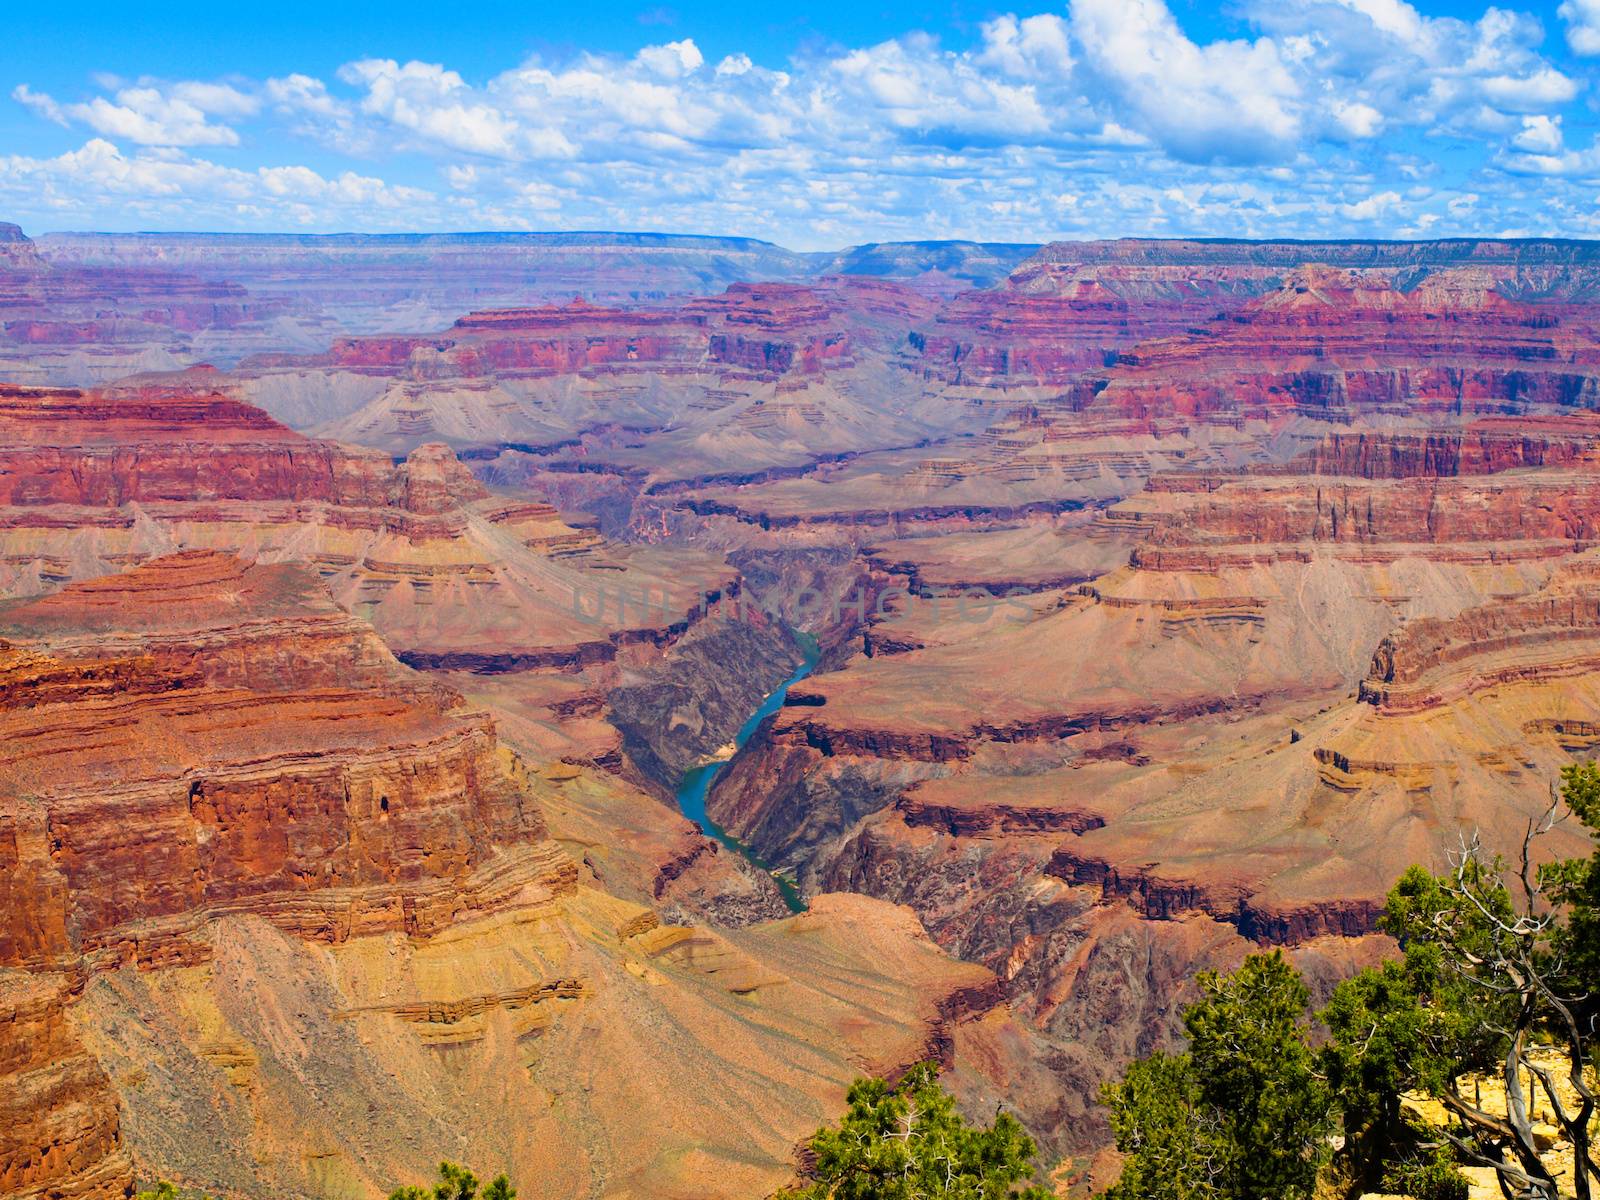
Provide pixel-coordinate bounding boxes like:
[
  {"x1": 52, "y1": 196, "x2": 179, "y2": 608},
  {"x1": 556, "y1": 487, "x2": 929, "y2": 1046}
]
[{"x1": 3, "y1": 0, "x2": 1600, "y2": 247}]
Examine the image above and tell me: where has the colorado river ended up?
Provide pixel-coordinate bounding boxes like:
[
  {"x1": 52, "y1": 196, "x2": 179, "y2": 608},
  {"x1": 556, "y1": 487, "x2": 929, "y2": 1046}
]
[{"x1": 675, "y1": 633, "x2": 819, "y2": 914}]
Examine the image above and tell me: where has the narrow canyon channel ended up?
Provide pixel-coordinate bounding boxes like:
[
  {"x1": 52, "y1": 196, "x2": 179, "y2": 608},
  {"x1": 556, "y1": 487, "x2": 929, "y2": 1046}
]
[{"x1": 675, "y1": 632, "x2": 820, "y2": 913}]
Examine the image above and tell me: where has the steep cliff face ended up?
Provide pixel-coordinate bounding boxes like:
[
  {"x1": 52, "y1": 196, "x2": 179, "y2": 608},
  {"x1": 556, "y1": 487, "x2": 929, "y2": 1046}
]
[
  {"x1": 606, "y1": 614, "x2": 802, "y2": 793},
  {"x1": 0, "y1": 382, "x2": 393, "y2": 508},
  {"x1": 1270, "y1": 417, "x2": 1600, "y2": 479},
  {"x1": 234, "y1": 277, "x2": 967, "y2": 481},
  {"x1": 682, "y1": 252, "x2": 1600, "y2": 537},
  {"x1": 1091, "y1": 266, "x2": 1600, "y2": 428},
  {"x1": 913, "y1": 266, "x2": 1267, "y2": 387},
  {"x1": 1128, "y1": 472, "x2": 1600, "y2": 568},
  {"x1": 0, "y1": 551, "x2": 566, "y2": 1197},
  {"x1": 0, "y1": 551, "x2": 563, "y2": 973},
  {"x1": 1360, "y1": 556, "x2": 1600, "y2": 712},
  {"x1": 0, "y1": 222, "x2": 43, "y2": 271},
  {"x1": 0, "y1": 973, "x2": 132, "y2": 1200},
  {"x1": 0, "y1": 225, "x2": 300, "y2": 386}
]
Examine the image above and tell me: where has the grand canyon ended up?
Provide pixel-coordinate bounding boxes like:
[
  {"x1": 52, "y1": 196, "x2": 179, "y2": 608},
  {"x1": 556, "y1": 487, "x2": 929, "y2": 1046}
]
[{"x1": 2, "y1": 213, "x2": 1599, "y2": 1197}]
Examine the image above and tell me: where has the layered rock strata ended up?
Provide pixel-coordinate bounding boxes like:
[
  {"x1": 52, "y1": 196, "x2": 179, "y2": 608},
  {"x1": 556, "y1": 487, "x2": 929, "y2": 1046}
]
[
  {"x1": 0, "y1": 552, "x2": 1000, "y2": 1200},
  {"x1": 704, "y1": 446, "x2": 1600, "y2": 1152}
]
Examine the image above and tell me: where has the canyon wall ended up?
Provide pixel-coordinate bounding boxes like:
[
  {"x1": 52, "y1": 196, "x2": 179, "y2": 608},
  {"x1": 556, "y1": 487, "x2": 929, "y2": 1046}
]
[{"x1": 14, "y1": 233, "x2": 1600, "y2": 1184}]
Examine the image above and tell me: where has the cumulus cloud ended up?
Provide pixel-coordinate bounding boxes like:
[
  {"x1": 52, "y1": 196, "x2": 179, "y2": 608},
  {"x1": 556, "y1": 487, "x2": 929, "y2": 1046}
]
[
  {"x1": 0, "y1": 138, "x2": 433, "y2": 226},
  {"x1": 635, "y1": 39, "x2": 704, "y2": 78},
  {"x1": 828, "y1": 34, "x2": 1061, "y2": 145},
  {"x1": 1479, "y1": 67, "x2": 1579, "y2": 111},
  {"x1": 14, "y1": 80, "x2": 254, "y2": 146},
  {"x1": 265, "y1": 74, "x2": 344, "y2": 118},
  {"x1": 977, "y1": 14, "x2": 1074, "y2": 78},
  {"x1": 1071, "y1": 0, "x2": 1302, "y2": 162},
  {"x1": 1513, "y1": 113, "x2": 1564, "y2": 153},
  {"x1": 1331, "y1": 99, "x2": 1382, "y2": 138},
  {"x1": 1243, "y1": 0, "x2": 1577, "y2": 136},
  {"x1": 1560, "y1": 0, "x2": 1600, "y2": 55},
  {"x1": 339, "y1": 60, "x2": 538, "y2": 158},
  {"x1": 4, "y1": 0, "x2": 1597, "y2": 243},
  {"x1": 1498, "y1": 134, "x2": 1600, "y2": 178},
  {"x1": 1338, "y1": 189, "x2": 1403, "y2": 220}
]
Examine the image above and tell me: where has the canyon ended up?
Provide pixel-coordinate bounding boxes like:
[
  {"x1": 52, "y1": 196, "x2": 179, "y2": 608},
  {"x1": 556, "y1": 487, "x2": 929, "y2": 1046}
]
[
  {"x1": 0, "y1": 550, "x2": 998, "y2": 1200},
  {"x1": 6, "y1": 224, "x2": 1600, "y2": 1196}
]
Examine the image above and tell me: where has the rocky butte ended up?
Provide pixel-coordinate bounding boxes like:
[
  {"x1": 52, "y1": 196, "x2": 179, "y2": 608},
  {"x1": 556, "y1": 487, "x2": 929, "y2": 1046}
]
[{"x1": 9, "y1": 232, "x2": 1600, "y2": 1194}]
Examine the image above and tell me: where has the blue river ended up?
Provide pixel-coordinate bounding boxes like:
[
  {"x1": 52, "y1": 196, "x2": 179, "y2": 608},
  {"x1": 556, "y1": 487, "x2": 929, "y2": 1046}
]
[{"x1": 674, "y1": 634, "x2": 820, "y2": 914}]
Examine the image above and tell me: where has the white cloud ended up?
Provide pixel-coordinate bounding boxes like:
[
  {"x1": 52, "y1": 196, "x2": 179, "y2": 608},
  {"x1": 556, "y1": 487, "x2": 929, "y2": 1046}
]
[
  {"x1": 1479, "y1": 66, "x2": 1579, "y2": 111},
  {"x1": 0, "y1": 138, "x2": 432, "y2": 222},
  {"x1": 169, "y1": 82, "x2": 259, "y2": 118},
  {"x1": 266, "y1": 74, "x2": 344, "y2": 118},
  {"x1": 1498, "y1": 135, "x2": 1600, "y2": 179},
  {"x1": 1331, "y1": 99, "x2": 1383, "y2": 138},
  {"x1": 13, "y1": 84, "x2": 67, "y2": 125},
  {"x1": 1070, "y1": 0, "x2": 1302, "y2": 162},
  {"x1": 1513, "y1": 113, "x2": 1564, "y2": 153},
  {"x1": 635, "y1": 39, "x2": 704, "y2": 78},
  {"x1": 1338, "y1": 189, "x2": 1402, "y2": 219},
  {"x1": 4, "y1": 1, "x2": 1597, "y2": 245},
  {"x1": 828, "y1": 34, "x2": 1059, "y2": 143},
  {"x1": 977, "y1": 14, "x2": 1074, "y2": 78},
  {"x1": 340, "y1": 60, "x2": 534, "y2": 158},
  {"x1": 1243, "y1": 0, "x2": 1576, "y2": 140},
  {"x1": 1559, "y1": 0, "x2": 1600, "y2": 55},
  {"x1": 14, "y1": 81, "x2": 253, "y2": 146},
  {"x1": 1335, "y1": 0, "x2": 1428, "y2": 45},
  {"x1": 519, "y1": 180, "x2": 565, "y2": 211}
]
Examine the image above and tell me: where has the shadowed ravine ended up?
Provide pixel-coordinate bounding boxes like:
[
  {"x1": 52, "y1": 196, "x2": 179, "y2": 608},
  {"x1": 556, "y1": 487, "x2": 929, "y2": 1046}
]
[{"x1": 675, "y1": 631, "x2": 821, "y2": 913}]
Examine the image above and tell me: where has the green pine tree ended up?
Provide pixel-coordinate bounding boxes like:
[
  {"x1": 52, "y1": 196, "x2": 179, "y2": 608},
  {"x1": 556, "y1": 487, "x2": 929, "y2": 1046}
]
[
  {"x1": 786, "y1": 1062, "x2": 1051, "y2": 1199},
  {"x1": 1101, "y1": 951, "x2": 1331, "y2": 1200},
  {"x1": 388, "y1": 1160, "x2": 515, "y2": 1200}
]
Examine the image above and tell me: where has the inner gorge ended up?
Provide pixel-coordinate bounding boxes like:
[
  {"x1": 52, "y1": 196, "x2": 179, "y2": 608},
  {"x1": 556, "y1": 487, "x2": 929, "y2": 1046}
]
[{"x1": 674, "y1": 633, "x2": 820, "y2": 914}]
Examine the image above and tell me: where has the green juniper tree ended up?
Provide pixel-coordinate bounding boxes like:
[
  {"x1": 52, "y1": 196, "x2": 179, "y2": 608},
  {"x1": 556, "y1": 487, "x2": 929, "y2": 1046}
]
[
  {"x1": 389, "y1": 1160, "x2": 515, "y2": 1200},
  {"x1": 1104, "y1": 764, "x2": 1600, "y2": 1200},
  {"x1": 1100, "y1": 1051, "x2": 1228, "y2": 1200},
  {"x1": 1318, "y1": 859, "x2": 1514, "y2": 1196},
  {"x1": 1545, "y1": 761, "x2": 1600, "y2": 1008},
  {"x1": 1101, "y1": 951, "x2": 1332, "y2": 1200},
  {"x1": 1330, "y1": 765, "x2": 1600, "y2": 1200},
  {"x1": 786, "y1": 1062, "x2": 1051, "y2": 1200}
]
